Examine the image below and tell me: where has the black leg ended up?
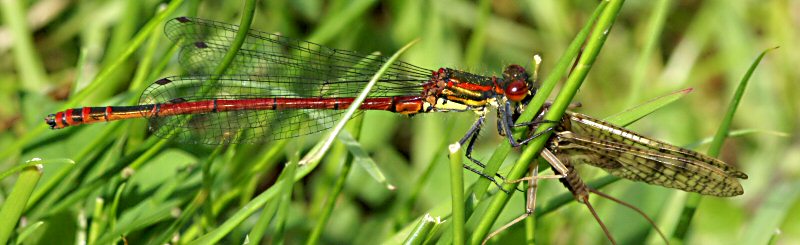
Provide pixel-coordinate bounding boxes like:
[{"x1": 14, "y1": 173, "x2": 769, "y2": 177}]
[
  {"x1": 458, "y1": 115, "x2": 513, "y2": 193},
  {"x1": 498, "y1": 100, "x2": 557, "y2": 147},
  {"x1": 458, "y1": 115, "x2": 485, "y2": 146}
]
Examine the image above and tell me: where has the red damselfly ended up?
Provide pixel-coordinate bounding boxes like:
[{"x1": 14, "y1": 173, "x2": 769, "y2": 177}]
[
  {"x1": 46, "y1": 16, "x2": 544, "y2": 185},
  {"x1": 46, "y1": 17, "x2": 747, "y2": 244}
]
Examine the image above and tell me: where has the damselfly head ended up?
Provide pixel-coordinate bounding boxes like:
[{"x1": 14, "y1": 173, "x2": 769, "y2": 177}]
[{"x1": 502, "y1": 64, "x2": 532, "y2": 102}]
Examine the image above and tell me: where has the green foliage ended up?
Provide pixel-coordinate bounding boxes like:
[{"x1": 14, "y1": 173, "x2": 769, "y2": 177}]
[{"x1": 0, "y1": 1, "x2": 796, "y2": 244}]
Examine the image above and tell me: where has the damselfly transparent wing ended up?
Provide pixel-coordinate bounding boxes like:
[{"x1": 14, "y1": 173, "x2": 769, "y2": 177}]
[
  {"x1": 142, "y1": 17, "x2": 432, "y2": 144},
  {"x1": 163, "y1": 17, "x2": 431, "y2": 88},
  {"x1": 549, "y1": 112, "x2": 747, "y2": 197}
]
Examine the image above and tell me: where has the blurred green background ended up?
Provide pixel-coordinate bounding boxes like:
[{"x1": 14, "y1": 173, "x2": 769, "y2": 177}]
[{"x1": 0, "y1": 0, "x2": 798, "y2": 244}]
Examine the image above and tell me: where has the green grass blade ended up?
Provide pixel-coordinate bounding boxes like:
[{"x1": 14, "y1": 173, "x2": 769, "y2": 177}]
[
  {"x1": 448, "y1": 143, "x2": 466, "y2": 245},
  {"x1": 0, "y1": 158, "x2": 72, "y2": 181},
  {"x1": 128, "y1": 15, "x2": 166, "y2": 95},
  {"x1": 188, "y1": 179, "x2": 286, "y2": 244},
  {"x1": 109, "y1": 182, "x2": 127, "y2": 229},
  {"x1": 671, "y1": 47, "x2": 775, "y2": 242},
  {"x1": 0, "y1": 164, "x2": 42, "y2": 244},
  {"x1": 72, "y1": 47, "x2": 89, "y2": 95},
  {"x1": 685, "y1": 129, "x2": 789, "y2": 149},
  {"x1": 626, "y1": 0, "x2": 671, "y2": 106},
  {"x1": 248, "y1": 147, "x2": 298, "y2": 243},
  {"x1": 396, "y1": 139, "x2": 449, "y2": 226},
  {"x1": 742, "y1": 181, "x2": 800, "y2": 244},
  {"x1": 306, "y1": 115, "x2": 364, "y2": 245},
  {"x1": 27, "y1": 123, "x2": 122, "y2": 210},
  {"x1": 337, "y1": 129, "x2": 392, "y2": 189},
  {"x1": 211, "y1": 0, "x2": 256, "y2": 77},
  {"x1": 200, "y1": 145, "x2": 226, "y2": 229},
  {"x1": 295, "y1": 39, "x2": 419, "y2": 176},
  {"x1": 15, "y1": 221, "x2": 44, "y2": 245},
  {"x1": 88, "y1": 196, "x2": 105, "y2": 244},
  {"x1": 464, "y1": 0, "x2": 491, "y2": 68},
  {"x1": 271, "y1": 157, "x2": 299, "y2": 244},
  {"x1": 93, "y1": 200, "x2": 182, "y2": 244},
  {"x1": 149, "y1": 170, "x2": 208, "y2": 245},
  {"x1": 709, "y1": 47, "x2": 778, "y2": 156},
  {"x1": 307, "y1": 0, "x2": 379, "y2": 44},
  {"x1": 0, "y1": 0, "x2": 49, "y2": 91},
  {"x1": 605, "y1": 88, "x2": 693, "y2": 126},
  {"x1": 63, "y1": 0, "x2": 182, "y2": 106},
  {"x1": 402, "y1": 214, "x2": 442, "y2": 245}
]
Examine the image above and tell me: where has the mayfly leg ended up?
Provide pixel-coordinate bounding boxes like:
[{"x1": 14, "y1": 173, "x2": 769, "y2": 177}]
[
  {"x1": 481, "y1": 149, "x2": 567, "y2": 245},
  {"x1": 544, "y1": 150, "x2": 669, "y2": 245},
  {"x1": 482, "y1": 148, "x2": 670, "y2": 244},
  {"x1": 547, "y1": 150, "x2": 618, "y2": 245}
]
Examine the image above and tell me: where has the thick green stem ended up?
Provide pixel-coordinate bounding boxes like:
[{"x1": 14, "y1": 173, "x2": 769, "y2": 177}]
[{"x1": 470, "y1": 1, "x2": 626, "y2": 243}]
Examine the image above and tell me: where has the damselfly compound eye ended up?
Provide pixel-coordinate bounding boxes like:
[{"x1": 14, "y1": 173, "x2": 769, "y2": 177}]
[{"x1": 505, "y1": 80, "x2": 528, "y2": 102}]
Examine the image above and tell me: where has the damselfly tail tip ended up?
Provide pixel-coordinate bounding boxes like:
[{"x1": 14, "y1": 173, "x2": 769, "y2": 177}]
[{"x1": 44, "y1": 114, "x2": 58, "y2": 129}]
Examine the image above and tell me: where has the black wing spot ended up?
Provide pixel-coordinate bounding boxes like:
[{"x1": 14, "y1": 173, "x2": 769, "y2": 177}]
[
  {"x1": 155, "y1": 78, "x2": 172, "y2": 85},
  {"x1": 169, "y1": 98, "x2": 187, "y2": 103}
]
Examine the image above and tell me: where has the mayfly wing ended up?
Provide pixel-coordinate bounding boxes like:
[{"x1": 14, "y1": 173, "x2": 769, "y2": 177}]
[{"x1": 549, "y1": 112, "x2": 747, "y2": 197}]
